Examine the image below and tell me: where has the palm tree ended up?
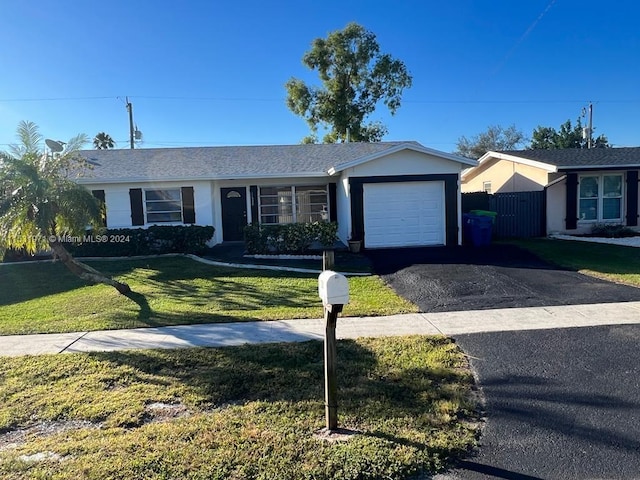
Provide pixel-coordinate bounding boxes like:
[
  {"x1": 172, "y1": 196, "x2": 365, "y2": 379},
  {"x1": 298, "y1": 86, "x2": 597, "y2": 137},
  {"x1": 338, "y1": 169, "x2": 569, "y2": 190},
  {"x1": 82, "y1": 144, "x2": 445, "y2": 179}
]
[
  {"x1": 0, "y1": 121, "x2": 131, "y2": 294},
  {"x1": 93, "y1": 132, "x2": 115, "y2": 150}
]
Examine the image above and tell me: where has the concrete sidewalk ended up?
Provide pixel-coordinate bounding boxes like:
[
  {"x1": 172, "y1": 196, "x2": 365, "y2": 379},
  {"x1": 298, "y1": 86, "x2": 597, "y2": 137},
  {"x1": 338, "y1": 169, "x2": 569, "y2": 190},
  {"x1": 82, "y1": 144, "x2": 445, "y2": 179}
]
[{"x1": 2, "y1": 301, "x2": 640, "y2": 357}]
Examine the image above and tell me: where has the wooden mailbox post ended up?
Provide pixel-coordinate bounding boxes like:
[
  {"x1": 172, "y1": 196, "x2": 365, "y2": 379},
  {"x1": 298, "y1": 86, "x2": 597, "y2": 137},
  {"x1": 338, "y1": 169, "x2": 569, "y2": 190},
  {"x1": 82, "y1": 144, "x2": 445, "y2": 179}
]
[{"x1": 318, "y1": 270, "x2": 349, "y2": 431}]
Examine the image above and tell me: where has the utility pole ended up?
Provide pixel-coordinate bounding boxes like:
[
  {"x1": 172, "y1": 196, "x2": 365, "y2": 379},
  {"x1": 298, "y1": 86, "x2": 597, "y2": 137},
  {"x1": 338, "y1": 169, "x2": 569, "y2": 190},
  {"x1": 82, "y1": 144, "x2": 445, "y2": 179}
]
[
  {"x1": 126, "y1": 97, "x2": 134, "y2": 149},
  {"x1": 587, "y1": 102, "x2": 593, "y2": 149},
  {"x1": 582, "y1": 102, "x2": 593, "y2": 149}
]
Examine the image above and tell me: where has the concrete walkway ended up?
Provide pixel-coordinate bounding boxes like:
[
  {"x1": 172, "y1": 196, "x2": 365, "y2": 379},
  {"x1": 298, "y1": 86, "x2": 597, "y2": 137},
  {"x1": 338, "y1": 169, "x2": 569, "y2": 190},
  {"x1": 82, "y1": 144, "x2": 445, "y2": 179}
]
[{"x1": 2, "y1": 301, "x2": 640, "y2": 356}]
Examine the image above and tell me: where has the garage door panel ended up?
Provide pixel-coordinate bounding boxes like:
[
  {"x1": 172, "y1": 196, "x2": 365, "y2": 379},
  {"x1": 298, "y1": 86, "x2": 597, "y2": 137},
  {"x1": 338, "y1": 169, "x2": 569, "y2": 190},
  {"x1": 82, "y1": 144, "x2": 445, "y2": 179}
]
[{"x1": 363, "y1": 181, "x2": 445, "y2": 248}]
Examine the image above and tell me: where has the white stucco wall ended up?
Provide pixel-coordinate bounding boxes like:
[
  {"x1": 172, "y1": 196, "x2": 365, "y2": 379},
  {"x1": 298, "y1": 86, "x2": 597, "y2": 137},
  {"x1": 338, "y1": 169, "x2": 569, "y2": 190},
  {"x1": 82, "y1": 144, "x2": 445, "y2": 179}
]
[
  {"x1": 345, "y1": 149, "x2": 464, "y2": 177},
  {"x1": 84, "y1": 180, "x2": 214, "y2": 230}
]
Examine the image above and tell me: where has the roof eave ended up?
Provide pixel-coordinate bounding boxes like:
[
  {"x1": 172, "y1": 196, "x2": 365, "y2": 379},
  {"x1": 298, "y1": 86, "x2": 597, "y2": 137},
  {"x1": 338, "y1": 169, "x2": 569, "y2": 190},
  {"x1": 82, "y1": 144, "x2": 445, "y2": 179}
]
[
  {"x1": 75, "y1": 171, "x2": 331, "y2": 185},
  {"x1": 556, "y1": 164, "x2": 640, "y2": 171}
]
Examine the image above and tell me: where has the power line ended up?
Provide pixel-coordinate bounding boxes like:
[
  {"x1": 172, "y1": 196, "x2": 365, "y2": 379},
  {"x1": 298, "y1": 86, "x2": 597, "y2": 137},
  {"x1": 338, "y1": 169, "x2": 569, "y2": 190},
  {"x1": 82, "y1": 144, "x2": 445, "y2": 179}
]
[{"x1": 1, "y1": 95, "x2": 640, "y2": 105}]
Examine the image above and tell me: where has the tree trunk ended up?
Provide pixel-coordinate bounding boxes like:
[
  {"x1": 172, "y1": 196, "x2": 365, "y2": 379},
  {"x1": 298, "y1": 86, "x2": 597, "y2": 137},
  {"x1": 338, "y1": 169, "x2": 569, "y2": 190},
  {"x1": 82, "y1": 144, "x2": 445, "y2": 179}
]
[{"x1": 48, "y1": 241, "x2": 131, "y2": 295}]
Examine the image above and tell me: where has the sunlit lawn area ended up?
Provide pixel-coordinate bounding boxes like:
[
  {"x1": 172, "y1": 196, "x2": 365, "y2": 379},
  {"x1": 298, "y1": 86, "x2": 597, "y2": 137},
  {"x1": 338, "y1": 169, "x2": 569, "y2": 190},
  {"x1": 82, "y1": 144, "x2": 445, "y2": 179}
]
[
  {"x1": 0, "y1": 336, "x2": 480, "y2": 480},
  {"x1": 511, "y1": 238, "x2": 640, "y2": 286},
  {"x1": 0, "y1": 257, "x2": 417, "y2": 335}
]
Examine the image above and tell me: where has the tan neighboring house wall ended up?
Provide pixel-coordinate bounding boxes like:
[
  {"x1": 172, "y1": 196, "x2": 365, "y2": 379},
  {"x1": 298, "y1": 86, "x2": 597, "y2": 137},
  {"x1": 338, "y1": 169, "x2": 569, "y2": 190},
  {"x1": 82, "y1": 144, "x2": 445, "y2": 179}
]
[{"x1": 462, "y1": 158, "x2": 550, "y2": 193}]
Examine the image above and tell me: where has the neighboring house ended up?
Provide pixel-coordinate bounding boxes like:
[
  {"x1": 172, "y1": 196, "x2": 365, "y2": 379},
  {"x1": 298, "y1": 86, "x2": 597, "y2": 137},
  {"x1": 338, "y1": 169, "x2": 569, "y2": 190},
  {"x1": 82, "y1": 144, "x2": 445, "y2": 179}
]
[
  {"x1": 78, "y1": 141, "x2": 476, "y2": 249},
  {"x1": 461, "y1": 148, "x2": 640, "y2": 235}
]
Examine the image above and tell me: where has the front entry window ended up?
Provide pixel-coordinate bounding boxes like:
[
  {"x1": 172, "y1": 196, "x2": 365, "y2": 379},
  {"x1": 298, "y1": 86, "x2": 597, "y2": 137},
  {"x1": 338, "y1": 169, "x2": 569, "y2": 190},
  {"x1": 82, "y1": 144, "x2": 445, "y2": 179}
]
[
  {"x1": 579, "y1": 174, "x2": 623, "y2": 222},
  {"x1": 258, "y1": 185, "x2": 328, "y2": 224}
]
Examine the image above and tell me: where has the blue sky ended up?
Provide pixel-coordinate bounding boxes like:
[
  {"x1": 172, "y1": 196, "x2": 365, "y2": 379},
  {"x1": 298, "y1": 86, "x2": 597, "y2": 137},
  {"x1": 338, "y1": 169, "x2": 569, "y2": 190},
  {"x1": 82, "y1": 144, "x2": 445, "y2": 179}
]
[{"x1": 1, "y1": 1, "x2": 639, "y2": 152}]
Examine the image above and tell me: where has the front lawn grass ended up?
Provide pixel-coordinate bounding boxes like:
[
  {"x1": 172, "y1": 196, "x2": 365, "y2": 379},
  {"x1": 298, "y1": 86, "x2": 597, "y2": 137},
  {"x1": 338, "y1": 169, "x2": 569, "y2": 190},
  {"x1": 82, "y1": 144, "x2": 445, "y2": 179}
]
[
  {"x1": 510, "y1": 238, "x2": 640, "y2": 286},
  {"x1": 0, "y1": 257, "x2": 417, "y2": 335},
  {"x1": 0, "y1": 336, "x2": 480, "y2": 480}
]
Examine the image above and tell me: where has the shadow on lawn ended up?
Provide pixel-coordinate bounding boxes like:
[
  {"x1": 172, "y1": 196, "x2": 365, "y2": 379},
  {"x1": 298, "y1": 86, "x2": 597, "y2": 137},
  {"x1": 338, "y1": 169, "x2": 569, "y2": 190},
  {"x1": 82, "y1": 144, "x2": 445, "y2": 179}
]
[
  {"x1": 88, "y1": 338, "x2": 475, "y2": 431},
  {"x1": 0, "y1": 262, "x2": 87, "y2": 306}
]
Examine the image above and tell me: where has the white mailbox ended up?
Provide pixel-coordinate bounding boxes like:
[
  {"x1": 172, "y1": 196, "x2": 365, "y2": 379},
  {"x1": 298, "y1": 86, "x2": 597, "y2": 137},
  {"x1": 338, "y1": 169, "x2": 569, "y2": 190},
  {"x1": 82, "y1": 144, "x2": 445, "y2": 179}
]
[{"x1": 318, "y1": 270, "x2": 350, "y2": 306}]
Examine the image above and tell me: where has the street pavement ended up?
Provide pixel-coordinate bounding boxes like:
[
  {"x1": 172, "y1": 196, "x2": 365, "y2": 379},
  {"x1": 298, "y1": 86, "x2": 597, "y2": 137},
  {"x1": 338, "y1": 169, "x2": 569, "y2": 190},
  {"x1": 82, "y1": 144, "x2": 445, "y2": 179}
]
[{"x1": 435, "y1": 324, "x2": 640, "y2": 480}]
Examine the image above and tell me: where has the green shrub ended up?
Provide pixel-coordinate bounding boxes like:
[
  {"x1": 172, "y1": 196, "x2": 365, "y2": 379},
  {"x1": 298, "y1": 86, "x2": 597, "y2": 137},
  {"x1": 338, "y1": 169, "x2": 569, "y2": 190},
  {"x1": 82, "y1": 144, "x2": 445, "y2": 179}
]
[
  {"x1": 590, "y1": 223, "x2": 639, "y2": 238},
  {"x1": 244, "y1": 222, "x2": 338, "y2": 254},
  {"x1": 68, "y1": 225, "x2": 215, "y2": 257}
]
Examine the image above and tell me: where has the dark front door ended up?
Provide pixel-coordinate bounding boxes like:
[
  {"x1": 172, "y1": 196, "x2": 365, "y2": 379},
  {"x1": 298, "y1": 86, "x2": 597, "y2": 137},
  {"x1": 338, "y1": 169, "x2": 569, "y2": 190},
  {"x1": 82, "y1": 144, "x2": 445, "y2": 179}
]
[{"x1": 221, "y1": 188, "x2": 247, "y2": 241}]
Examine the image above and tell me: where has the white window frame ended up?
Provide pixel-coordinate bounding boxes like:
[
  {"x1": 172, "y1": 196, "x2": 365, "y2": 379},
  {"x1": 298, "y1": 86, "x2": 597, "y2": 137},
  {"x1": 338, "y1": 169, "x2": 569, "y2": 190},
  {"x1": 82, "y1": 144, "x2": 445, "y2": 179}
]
[
  {"x1": 482, "y1": 181, "x2": 492, "y2": 194},
  {"x1": 258, "y1": 185, "x2": 329, "y2": 225},
  {"x1": 144, "y1": 188, "x2": 183, "y2": 224},
  {"x1": 578, "y1": 174, "x2": 624, "y2": 223}
]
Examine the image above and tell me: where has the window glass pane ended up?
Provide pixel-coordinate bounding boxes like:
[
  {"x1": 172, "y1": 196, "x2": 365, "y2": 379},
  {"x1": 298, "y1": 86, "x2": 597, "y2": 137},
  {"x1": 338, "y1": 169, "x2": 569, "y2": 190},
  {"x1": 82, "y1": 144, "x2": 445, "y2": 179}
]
[
  {"x1": 259, "y1": 186, "x2": 293, "y2": 224},
  {"x1": 147, "y1": 212, "x2": 182, "y2": 222},
  {"x1": 260, "y1": 187, "x2": 279, "y2": 196},
  {"x1": 146, "y1": 189, "x2": 180, "y2": 201},
  {"x1": 146, "y1": 201, "x2": 182, "y2": 212},
  {"x1": 603, "y1": 176, "x2": 622, "y2": 197},
  {"x1": 579, "y1": 177, "x2": 598, "y2": 198},
  {"x1": 603, "y1": 198, "x2": 621, "y2": 219},
  {"x1": 295, "y1": 185, "x2": 328, "y2": 223},
  {"x1": 260, "y1": 196, "x2": 279, "y2": 206},
  {"x1": 579, "y1": 199, "x2": 597, "y2": 220},
  {"x1": 145, "y1": 189, "x2": 182, "y2": 223}
]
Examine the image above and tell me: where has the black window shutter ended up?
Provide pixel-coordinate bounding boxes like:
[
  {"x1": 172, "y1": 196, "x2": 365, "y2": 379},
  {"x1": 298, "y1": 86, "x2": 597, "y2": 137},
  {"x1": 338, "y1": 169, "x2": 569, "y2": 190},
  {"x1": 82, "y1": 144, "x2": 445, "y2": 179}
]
[
  {"x1": 565, "y1": 173, "x2": 578, "y2": 230},
  {"x1": 181, "y1": 186, "x2": 196, "y2": 224},
  {"x1": 329, "y1": 183, "x2": 337, "y2": 222},
  {"x1": 627, "y1": 171, "x2": 639, "y2": 226},
  {"x1": 250, "y1": 186, "x2": 259, "y2": 224},
  {"x1": 91, "y1": 189, "x2": 107, "y2": 227},
  {"x1": 129, "y1": 188, "x2": 144, "y2": 226}
]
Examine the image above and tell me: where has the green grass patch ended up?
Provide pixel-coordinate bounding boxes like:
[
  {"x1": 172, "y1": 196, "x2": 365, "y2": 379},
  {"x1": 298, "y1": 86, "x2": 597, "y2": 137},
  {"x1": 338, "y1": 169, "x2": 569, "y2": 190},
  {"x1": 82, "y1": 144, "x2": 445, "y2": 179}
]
[
  {"x1": 0, "y1": 336, "x2": 480, "y2": 479},
  {"x1": 510, "y1": 238, "x2": 640, "y2": 286},
  {"x1": 0, "y1": 257, "x2": 416, "y2": 335}
]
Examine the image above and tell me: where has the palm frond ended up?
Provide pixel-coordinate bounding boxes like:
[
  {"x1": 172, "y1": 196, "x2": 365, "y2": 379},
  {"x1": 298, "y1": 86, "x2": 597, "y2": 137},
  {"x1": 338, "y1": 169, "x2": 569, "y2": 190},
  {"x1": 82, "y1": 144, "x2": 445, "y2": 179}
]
[{"x1": 9, "y1": 121, "x2": 43, "y2": 158}]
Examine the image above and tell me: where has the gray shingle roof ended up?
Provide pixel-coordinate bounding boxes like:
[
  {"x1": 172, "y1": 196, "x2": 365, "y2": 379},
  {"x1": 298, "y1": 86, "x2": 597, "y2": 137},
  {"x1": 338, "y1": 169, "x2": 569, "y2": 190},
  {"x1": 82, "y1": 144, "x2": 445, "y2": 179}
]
[
  {"x1": 499, "y1": 147, "x2": 640, "y2": 169},
  {"x1": 78, "y1": 142, "x2": 424, "y2": 183}
]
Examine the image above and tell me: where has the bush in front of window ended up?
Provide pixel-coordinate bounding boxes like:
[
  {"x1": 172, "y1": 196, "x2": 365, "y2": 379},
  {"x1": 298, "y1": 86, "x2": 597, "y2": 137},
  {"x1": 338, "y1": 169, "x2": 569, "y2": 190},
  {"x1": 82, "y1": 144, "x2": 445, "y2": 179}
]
[
  {"x1": 244, "y1": 222, "x2": 338, "y2": 254},
  {"x1": 589, "y1": 223, "x2": 639, "y2": 238},
  {"x1": 68, "y1": 225, "x2": 215, "y2": 257}
]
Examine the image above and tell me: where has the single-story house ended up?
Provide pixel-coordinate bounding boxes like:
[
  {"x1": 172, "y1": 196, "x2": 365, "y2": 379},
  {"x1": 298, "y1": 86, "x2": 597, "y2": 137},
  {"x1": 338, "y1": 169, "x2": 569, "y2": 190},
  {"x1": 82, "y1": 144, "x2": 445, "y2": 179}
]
[
  {"x1": 461, "y1": 147, "x2": 640, "y2": 235},
  {"x1": 78, "y1": 141, "x2": 476, "y2": 249}
]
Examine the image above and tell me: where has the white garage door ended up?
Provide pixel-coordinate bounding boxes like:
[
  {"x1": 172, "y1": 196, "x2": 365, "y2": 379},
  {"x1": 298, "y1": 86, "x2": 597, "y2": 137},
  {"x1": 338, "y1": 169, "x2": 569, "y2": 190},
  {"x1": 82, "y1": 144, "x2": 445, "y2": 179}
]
[{"x1": 363, "y1": 181, "x2": 445, "y2": 248}]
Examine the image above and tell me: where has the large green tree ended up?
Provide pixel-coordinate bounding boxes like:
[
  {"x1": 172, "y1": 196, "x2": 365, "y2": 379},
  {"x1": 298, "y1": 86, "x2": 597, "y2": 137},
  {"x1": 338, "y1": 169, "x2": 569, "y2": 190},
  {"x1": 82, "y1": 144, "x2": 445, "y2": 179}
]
[
  {"x1": 455, "y1": 124, "x2": 526, "y2": 159},
  {"x1": 0, "y1": 121, "x2": 131, "y2": 294},
  {"x1": 285, "y1": 23, "x2": 412, "y2": 143},
  {"x1": 530, "y1": 118, "x2": 609, "y2": 149}
]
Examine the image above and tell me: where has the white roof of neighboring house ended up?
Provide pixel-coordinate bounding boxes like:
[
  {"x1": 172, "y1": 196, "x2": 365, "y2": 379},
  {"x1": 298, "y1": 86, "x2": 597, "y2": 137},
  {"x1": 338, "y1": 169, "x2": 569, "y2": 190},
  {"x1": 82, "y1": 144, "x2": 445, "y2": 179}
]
[{"x1": 77, "y1": 141, "x2": 477, "y2": 184}]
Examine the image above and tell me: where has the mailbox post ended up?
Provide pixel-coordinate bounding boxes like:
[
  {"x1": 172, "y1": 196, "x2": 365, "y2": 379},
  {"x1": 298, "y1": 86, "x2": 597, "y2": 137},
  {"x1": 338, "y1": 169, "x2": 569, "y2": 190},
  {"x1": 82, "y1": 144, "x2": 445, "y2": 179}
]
[{"x1": 318, "y1": 270, "x2": 349, "y2": 431}]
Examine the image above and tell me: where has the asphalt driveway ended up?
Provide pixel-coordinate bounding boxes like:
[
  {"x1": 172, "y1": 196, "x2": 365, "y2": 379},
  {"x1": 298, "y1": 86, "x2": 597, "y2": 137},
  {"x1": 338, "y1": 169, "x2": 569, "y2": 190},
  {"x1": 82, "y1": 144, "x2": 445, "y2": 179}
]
[
  {"x1": 437, "y1": 325, "x2": 640, "y2": 479},
  {"x1": 366, "y1": 245, "x2": 640, "y2": 478},
  {"x1": 366, "y1": 244, "x2": 640, "y2": 312}
]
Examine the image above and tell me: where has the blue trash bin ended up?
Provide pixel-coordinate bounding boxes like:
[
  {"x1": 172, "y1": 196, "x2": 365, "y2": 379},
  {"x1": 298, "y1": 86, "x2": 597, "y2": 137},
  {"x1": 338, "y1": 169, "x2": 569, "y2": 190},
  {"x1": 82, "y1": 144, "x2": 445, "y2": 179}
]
[{"x1": 463, "y1": 214, "x2": 493, "y2": 247}]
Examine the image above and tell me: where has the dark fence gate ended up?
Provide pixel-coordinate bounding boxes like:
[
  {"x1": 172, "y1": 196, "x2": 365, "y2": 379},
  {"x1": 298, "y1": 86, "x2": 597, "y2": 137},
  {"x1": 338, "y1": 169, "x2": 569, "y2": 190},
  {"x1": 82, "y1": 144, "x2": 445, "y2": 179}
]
[{"x1": 462, "y1": 191, "x2": 546, "y2": 238}]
